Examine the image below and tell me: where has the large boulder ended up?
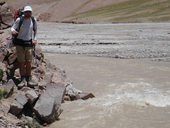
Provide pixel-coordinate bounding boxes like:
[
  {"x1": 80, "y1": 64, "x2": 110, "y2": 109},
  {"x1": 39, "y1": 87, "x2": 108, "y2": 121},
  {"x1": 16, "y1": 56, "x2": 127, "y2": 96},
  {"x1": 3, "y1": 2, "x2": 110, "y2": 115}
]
[
  {"x1": 9, "y1": 92, "x2": 28, "y2": 117},
  {"x1": 33, "y1": 83, "x2": 66, "y2": 124}
]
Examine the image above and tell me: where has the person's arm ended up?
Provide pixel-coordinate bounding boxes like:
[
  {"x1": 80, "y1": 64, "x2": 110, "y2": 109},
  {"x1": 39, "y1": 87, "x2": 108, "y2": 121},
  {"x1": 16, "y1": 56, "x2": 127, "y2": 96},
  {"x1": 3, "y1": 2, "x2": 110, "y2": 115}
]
[
  {"x1": 11, "y1": 18, "x2": 20, "y2": 36},
  {"x1": 32, "y1": 19, "x2": 38, "y2": 45},
  {"x1": 33, "y1": 29, "x2": 37, "y2": 40}
]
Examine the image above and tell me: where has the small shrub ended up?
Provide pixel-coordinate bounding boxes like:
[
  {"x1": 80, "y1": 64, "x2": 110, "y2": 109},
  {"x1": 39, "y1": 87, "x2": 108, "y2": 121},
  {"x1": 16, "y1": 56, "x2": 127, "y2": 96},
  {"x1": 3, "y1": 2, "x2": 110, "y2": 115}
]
[{"x1": 0, "y1": 88, "x2": 7, "y2": 100}]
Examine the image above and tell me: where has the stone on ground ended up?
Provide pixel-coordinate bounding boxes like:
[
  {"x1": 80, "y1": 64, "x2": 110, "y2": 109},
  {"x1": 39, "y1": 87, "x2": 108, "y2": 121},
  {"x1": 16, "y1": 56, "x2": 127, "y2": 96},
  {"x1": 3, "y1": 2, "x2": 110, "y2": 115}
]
[
  {"x1": 33, "y1": 83, "x2": 66, "y2": 124},
  {"x1": 9, "y1": 93, "x2": 28, "y2": 117}
]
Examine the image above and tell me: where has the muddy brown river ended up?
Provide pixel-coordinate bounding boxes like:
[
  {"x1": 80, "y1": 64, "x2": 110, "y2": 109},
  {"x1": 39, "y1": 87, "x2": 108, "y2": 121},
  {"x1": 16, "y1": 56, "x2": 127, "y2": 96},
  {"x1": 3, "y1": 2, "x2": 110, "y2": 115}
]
[{"x1": 37, "y1": 23, "x2": 170, "y2": 128}]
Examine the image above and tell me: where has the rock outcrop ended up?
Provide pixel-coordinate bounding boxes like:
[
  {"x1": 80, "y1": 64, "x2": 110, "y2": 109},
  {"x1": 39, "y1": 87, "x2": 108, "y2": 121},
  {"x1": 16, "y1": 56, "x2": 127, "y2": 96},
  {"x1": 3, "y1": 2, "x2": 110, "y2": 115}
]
[
  {"x1": 0, "y1": 36, "x2": 67, "y2": 125},
  {"x1": 0, "y1": 30, "x2": 94, "y2": 127},
  {"x1": 0, "y1": 5, "x2": 95, "y2": 127}
]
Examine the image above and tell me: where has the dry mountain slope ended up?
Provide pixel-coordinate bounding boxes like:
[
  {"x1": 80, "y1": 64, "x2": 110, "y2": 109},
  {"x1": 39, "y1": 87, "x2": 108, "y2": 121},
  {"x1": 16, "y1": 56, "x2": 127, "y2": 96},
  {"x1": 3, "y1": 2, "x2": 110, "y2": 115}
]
[
  {"x1": 67, "y1": 0, "x2": 170, "y2": 23},
  {"x1": 6, "y1": 0, "x2": 129, "y2": 22},
  {"x1": 6, "y1": 0, "x2": 170, "y2": 23}
]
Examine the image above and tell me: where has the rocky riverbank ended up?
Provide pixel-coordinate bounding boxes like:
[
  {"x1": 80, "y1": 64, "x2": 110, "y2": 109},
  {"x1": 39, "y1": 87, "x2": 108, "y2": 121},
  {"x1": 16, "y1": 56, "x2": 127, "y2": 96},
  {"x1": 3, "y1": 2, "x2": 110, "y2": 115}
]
[{"x1": 0, "y1": 27, "x2": 94, "y2": 127}]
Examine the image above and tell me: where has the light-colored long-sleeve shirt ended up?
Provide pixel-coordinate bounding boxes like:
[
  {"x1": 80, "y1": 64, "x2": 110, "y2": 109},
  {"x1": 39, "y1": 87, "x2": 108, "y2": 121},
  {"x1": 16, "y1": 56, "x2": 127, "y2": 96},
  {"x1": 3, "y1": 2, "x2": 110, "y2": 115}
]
[{"x1": 11, "y1": 17, "x2": 37, "y2": 41}]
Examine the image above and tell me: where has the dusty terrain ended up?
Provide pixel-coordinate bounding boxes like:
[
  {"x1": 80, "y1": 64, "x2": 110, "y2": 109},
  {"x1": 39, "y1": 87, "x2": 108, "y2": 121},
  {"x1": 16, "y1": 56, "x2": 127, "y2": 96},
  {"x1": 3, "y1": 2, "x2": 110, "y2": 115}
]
[
  {"x1": 36, "y1": 22, "x2": 170, "y2": 128},
  {"x1": 6, "y1": 0, "x2": 129, "y2": 22},
  {"x1": 5, "y1": 0, "x2": 170, "y2": 23}
]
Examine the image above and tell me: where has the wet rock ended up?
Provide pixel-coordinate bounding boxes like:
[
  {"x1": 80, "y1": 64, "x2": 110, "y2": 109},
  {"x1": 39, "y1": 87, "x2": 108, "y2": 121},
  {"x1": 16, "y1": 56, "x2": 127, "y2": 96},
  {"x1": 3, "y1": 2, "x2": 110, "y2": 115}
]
[
  {"x1": 65, "y1": 83, "x2": 95, "y2": 101},
  {"x1": 76, "y1": 92, "x2": 95, "y2": 100},
  {"x1": 65, "y1": 83, "x2": 82, "y2": 99},
  {"x1": 33, "y1": 83, "x2": 66, "y2": 124}
]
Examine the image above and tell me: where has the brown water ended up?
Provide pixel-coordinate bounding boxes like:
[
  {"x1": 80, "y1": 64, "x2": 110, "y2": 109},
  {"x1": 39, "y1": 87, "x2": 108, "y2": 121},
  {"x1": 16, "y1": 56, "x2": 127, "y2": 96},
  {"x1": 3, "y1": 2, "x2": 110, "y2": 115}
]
[
  {"x1": 38, "y1": 23, "x2": 170, "y2": 128},
  {"x1": 45, "y1": 54, "x2": 170, "y2": 128}
]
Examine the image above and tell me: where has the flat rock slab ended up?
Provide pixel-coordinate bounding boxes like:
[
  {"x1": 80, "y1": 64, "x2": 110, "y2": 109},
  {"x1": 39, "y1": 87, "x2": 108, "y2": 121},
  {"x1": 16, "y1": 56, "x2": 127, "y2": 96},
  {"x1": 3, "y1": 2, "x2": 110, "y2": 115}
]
[
  {"x1": 33, "y1": 83, "x2": 66, "y2": 124},
  {"x1": 9, "y1": 93, "x2": 28, "y2": 116}
]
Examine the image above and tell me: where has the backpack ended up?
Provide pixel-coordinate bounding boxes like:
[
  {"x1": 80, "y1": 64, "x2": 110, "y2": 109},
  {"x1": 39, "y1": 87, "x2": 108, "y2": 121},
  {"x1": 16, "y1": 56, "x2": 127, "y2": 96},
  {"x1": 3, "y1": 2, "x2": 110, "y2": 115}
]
[
  {"x1": 13, "y1": 9, "x2": 24, "y2": 21},
  {"x1": 13, "y1": 8, "x2": 36, "y2": 31}
]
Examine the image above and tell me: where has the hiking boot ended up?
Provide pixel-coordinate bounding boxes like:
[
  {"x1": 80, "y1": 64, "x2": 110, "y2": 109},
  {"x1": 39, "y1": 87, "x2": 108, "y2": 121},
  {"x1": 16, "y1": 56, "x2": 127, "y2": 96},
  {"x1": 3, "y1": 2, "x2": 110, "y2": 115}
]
[
  {"x1": 26, "y1": 76, "x2": 38, "y2": 88},
  {"x1": 18, "y1": 77, "x2": 26, "y2": 89}
]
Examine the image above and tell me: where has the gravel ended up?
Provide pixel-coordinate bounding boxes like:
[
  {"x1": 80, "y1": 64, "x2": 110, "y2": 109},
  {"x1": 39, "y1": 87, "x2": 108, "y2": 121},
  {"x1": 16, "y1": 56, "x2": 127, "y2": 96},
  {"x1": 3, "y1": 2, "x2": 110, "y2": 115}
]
[{"x1": 38, "y1": 22, "x2": 170, "y2": 61}]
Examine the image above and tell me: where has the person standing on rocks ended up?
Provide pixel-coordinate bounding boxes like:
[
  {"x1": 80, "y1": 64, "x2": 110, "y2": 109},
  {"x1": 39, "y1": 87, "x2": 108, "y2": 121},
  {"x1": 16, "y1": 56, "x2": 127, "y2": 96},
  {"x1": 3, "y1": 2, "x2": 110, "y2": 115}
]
[{"x1": 11, "y1": 5, "x2": 38, "y2": 88}]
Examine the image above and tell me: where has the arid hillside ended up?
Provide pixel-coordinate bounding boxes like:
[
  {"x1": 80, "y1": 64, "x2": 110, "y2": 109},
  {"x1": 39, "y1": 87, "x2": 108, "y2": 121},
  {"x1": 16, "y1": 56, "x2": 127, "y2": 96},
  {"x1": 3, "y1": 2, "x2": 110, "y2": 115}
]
[{"x1": 5, "y1": 0, "x2": 170, "y2": 23}]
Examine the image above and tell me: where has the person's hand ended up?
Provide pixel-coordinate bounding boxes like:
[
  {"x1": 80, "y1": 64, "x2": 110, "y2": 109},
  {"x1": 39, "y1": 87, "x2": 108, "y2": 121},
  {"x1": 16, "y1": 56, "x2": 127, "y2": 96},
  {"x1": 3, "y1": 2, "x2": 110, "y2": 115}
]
[
  {"x1": 12, "y1": 30, "x2": 18, "y2": 36},
  {"x1": 32, "y1": 40, "x2": 37, "y2": 46}
]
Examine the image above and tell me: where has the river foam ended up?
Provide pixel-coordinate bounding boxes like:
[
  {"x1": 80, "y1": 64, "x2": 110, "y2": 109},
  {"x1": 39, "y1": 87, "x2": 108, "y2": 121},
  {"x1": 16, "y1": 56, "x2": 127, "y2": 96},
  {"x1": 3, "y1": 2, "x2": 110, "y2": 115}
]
[{"x1": 87, "y1": 82, "x2": 170, "y2": 108}]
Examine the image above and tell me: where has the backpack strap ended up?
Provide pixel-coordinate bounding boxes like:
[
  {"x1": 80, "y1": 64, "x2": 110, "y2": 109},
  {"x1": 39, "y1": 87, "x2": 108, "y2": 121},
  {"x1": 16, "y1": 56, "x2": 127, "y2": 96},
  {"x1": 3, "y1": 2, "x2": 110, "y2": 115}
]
[
  {"x1": 15, "y1": 16, "x2": 24, "y2": 32},
  {"x1": 31, "y1": 16, "x2": 36, "y2": 32}
]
